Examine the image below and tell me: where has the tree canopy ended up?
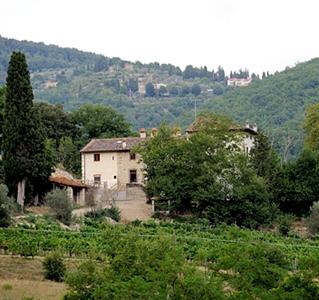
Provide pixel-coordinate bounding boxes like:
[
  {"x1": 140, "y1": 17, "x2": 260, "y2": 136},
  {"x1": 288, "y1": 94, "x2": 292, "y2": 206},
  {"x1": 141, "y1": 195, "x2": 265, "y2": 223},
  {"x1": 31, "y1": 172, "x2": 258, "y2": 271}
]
[
  {"x1": 138, "y1": 116, "x2": 275, "y2": 228},
  {"x1": 71, "y1": 103, "x2": 132, "y2": 141},
  {"x1": 3, "y1": 52, "x2": 52, "y2": 207}
]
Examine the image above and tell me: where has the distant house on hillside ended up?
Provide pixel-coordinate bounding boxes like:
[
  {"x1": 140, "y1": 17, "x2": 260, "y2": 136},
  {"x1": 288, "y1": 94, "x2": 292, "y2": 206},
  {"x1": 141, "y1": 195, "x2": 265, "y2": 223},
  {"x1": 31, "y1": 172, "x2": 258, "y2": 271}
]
[
  {"x1": 227, "y1": 77, "x2": 252, "y2": 87},
  {"x1": 186, "y1": 118, "x2": 258, "y2": 154}
]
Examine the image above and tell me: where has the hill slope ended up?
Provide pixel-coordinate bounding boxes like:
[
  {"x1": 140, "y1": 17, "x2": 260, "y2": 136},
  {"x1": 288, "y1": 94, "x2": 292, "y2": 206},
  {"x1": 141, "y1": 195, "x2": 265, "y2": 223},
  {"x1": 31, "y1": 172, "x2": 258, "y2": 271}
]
[
  {"x1": 199, "y1": 59, "x2": 319, "y2": 159},
  {"x1": 0, "y1": 35, "x2": 319, "y2": 158}
]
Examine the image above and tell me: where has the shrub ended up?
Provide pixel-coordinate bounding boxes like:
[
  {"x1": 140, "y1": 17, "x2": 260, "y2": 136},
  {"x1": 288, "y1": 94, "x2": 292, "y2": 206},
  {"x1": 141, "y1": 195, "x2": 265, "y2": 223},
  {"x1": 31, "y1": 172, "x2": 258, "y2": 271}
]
[
  {"x1": 43, "y1": 252, "x2": 66, "y2": 282},
  {"x1": 46, "y1": 189, "x2": 73, "y2": 225},
  {"x1": 0, "y1": 184, "x2": 17, "y2": 227},
  {"x1": 0, "y1": 206, "x2": 10, "y2": 227},
  {"x1": 84, "y1": 206, "x2": 120, "y2": 222},
  {"x1": 305, "y1": 201, "x2": 319, "y2": 236},
  {"x1": 278, "y1": 214, "x2": 293, "y2": 236}
]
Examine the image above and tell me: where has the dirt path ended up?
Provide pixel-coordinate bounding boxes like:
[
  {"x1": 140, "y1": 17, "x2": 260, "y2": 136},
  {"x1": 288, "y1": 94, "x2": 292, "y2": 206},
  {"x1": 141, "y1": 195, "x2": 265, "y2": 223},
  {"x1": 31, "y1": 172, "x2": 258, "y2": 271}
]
[{"x1": 115, "y1": 199, "x2": 153, "y2": 222}]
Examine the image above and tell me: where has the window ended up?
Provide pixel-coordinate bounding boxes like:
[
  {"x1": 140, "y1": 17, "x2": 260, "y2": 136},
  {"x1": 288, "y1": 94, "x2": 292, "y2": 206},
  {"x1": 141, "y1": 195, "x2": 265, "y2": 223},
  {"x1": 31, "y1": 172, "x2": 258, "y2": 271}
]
[
  {"x1": 94, "y1": 175, "x2": 101, "y2": 184},
  {"x1": 114, "y1": 175, "x2": 117, "y2": 179},
  {"x1": 129, "y1": 170, "x2": 137, "y2": 183},
  {"x1": 94, "y1": 153, "x2": 100, "y2": 161},
  {"x1": 130, "y1": 152, "x2": 136, "y2": 160}
]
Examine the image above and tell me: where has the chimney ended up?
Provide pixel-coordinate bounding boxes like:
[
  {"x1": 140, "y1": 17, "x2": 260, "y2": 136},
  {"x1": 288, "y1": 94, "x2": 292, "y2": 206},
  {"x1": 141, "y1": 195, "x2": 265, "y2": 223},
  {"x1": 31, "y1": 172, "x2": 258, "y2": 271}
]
[
  {"x1": 252, "y1": 123, "x2": 258, "y2": 132},
  {"x1": 151, "y1": 128, "x2": 158, "y2": 138},
  {"x1": 139, "y1": 128, "x2": 146, "y2": 138}
]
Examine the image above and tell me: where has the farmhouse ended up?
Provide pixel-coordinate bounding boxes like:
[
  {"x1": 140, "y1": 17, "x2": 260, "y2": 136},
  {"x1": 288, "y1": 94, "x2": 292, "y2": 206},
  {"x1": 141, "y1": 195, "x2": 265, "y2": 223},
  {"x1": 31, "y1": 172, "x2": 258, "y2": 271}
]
[{"x1": 80, "y1": 129, "x2": 150, "y2": 202}]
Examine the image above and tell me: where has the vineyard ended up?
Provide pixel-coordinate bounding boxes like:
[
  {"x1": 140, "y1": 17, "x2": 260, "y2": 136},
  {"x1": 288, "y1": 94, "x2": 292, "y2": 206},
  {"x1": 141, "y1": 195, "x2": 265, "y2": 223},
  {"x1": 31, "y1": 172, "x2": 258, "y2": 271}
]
[{"x1": 1, "y1": 221, "x2": 319, "y2": 299}]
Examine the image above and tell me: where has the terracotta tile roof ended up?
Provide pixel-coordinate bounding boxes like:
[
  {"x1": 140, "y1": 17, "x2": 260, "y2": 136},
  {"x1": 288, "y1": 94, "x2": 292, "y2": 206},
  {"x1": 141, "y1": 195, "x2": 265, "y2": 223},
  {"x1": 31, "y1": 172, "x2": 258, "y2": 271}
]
[
  {"x1": 49, "y1": 176, "x2": 87, "y2": 188},
  {"x1": 80, "y1": 137, "x2": 146, "y2": 153}
]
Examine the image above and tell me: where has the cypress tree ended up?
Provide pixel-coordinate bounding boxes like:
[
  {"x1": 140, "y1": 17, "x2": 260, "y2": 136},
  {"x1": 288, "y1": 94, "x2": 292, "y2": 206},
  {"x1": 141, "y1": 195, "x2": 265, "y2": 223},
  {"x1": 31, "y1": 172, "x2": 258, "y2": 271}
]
[{"x1": 3, "y1": 52, "x2": 49, "y2": 208}]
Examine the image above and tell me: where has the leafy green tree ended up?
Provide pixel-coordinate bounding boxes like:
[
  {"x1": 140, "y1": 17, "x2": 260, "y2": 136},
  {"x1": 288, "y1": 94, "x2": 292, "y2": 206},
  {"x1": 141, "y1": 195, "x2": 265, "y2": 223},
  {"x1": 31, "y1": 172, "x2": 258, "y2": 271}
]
[
  {"x1": 158, "y1": 85, "x2": 168, "y2": 97},
  {"x1": 58, "y1": 137, "x2": 81, "y2": 176},
  {"x1": 43, "y1": 252, "x2": 66, "y2": 282},
  {"x1": 0, "y1": 184, "x2": 15, "y2": 227},
  {"x1": 273, "y1": 150, "x2": 319, "y2": 216},
  {"x1": 0, "y1": 86, "x2": 5, "y2": 149},
  {"x1": 191, "y1": 84, "x2": 201, "y2": 96},
  {"x1": 250, "y1": 132, "x2": 281, "y2": 181},
  {"x1": 3, "y1": 52, "x2": 52, "y2": 208},
  {"x1": 127, "y1": 78, "x2": 138, "y2": 93},
  {"x1": 169, "y1": 86, "x2": 179, "y2": 96},
  {"x1": 213, "y1": 86, "x2": 223, "y2": 95},
  {"x1": 139, "y1": 116, "x2": 275, "y2": 227},
  {"x1": 145, "y1": 82, "x2": 155, "y2": 97},
  {"x1": 304, "y1": 102, "x2": 319, "y2": 150},
  {"x1": 46, "y1": 188, "x2": 73, "y2": 225},
  {"x1": 34, "y1": 102, "x2": 77, "y2": 147},
  {"x1": 180, "y1": 85, "x2": 191, "y2": 96},
  {"x1": 72, "y1": 103, "x2": 132, "y2": 142}
]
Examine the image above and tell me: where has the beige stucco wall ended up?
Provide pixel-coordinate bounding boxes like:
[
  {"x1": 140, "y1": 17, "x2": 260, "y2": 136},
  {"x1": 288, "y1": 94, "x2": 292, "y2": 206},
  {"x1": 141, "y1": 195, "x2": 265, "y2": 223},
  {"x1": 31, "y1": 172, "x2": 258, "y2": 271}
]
[
  {"x1": 117, "y1": 152, "x2": 144, "y2": 190},
  {"x1": 82, "y1": 152, "x2": 118, "y2": 187}
]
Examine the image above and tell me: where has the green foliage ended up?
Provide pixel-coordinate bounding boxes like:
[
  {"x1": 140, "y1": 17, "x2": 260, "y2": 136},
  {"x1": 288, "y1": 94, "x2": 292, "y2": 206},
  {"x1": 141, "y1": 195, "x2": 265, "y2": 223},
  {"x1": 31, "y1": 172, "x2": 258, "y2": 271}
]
[
  {"x1": 58, "y1": 137, "x2": 81, "y2": 176},
  {"x1": 0, "y1": 184, "x2": 17, "y2": 227},
  {"x1": 43, "y1": 252, "x2": 66, "y2": 282},
  {"x1": 305, "y1": 201, "x2": 319, "y2": 236},
  {"x1": 34, "y1": 102, "x2": 77, "y2": 146},
  {"x1": 145, "y1": 82, "x2": 155, "y2": 97},
  {"x1": 304, "y1": 102, "x2": 319, "y2": 150},
  {"x1": 84, "y1": 206, "x2": 121, "y2": 222},
  {"x1": 277, "y1": 214, "x2": 293, "y2": 236},
  {"x1": 250, "y1": 132, "x2": 281, "y2": 180},
  {"x1": 71, "y1": 103, "x2": 132, "y2": 140},
  {"x1": 191, "y1": 83, "x2": 201, "y2": 96},
  {"x1": 3, "y1": 52, "x2": 53, "y2": 206},
  {"x1": 46, "y1": 189, "x2": 73, "y2": 225},
  {"x1": 203, "y1": 59, "x2": 319, "y2": 160},
  {"x1": 65, "y1": 236, "x2": 226, "y2": 300},
  {"x1": 0, "y1": 207, "x2": 10, "y2": 228},
  {"x1": 139, "y1": 117, "x2": 276, "y2": 228},
  {"x1": 271, "y1": 274, "x2": 319, "y2": 299},
  {"x1": 0, "y1": 86, "x2": 5, "y2": 150},
  {"x1": 2, "y1": 36, "x2": 319, "y2": 162},
  {"x1": 273, "y1": 150, "x2": 319, "y2": 216}
]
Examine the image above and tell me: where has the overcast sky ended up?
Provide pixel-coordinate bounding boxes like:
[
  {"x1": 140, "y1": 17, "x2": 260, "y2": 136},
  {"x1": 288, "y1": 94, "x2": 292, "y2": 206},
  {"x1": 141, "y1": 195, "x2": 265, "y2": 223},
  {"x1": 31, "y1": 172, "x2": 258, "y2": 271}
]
[{"x1": 1, "y1": 0, "x2": 318, "y2": 75}]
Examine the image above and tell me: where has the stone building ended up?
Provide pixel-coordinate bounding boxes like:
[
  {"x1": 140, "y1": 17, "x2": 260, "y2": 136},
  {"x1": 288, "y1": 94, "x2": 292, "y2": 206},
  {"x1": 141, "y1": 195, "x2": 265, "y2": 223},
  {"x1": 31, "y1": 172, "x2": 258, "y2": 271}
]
[
  {"x1": 80, "y1": 129, "x2": 147, "y2": 201},
  {"x1": 49, "y1": 168, "x2": 87, "y2": 205}
]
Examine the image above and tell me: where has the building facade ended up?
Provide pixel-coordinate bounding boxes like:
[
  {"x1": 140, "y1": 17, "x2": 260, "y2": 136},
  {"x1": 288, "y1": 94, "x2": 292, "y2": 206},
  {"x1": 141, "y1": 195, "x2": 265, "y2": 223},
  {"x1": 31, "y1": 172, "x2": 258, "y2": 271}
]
[{"x1": 81, "y1": 131, "x2": 146, "y2": 191}]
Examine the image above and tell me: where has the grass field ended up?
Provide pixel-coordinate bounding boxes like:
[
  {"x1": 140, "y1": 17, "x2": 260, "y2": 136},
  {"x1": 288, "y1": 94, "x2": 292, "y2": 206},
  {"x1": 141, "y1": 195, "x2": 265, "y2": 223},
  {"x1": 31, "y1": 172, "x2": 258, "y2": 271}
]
[
  {"x1": 0, "y1": 256, "x2": 79, "y2": 300},
  {"x1": 0, "y1": 279, "x2": 66, "y2": 300}
]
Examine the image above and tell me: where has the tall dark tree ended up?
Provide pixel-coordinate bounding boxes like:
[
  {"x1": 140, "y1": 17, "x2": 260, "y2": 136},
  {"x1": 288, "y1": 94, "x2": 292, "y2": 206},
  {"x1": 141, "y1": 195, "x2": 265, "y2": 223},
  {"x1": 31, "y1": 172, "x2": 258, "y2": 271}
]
[
  {"x1": 191, "y1": 84, "x2": 201, "y2": 96},
  {"x1": 3, "y1": 52, "x2": 50, "y2": 208},
  {"x1": 0, "y1": 86, "x2": 5, "y2": 150},
  {"x1": 145, "y1": 82, "x2": 155, "y2": 97}
]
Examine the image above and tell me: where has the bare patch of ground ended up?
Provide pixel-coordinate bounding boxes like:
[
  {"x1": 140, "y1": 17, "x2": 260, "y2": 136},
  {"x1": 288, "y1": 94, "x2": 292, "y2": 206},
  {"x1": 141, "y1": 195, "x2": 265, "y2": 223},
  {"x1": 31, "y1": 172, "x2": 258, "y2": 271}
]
[
  {"x1": 116, "y1": 199, "x2": 153, "y2": 222},
  {"x1": 0, "y1": 256, "x2": 81, "y2": 300}
]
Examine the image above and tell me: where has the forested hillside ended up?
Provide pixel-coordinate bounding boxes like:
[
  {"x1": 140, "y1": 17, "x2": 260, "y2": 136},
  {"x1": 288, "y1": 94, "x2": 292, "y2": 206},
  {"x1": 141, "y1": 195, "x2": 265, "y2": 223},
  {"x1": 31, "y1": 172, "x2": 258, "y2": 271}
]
[
  {"x1": 0, "y1": 35, "x2": 318, "y2": 159},
  {"x1": 199, "y1": 59, "x2": 319, "y2": 159}
]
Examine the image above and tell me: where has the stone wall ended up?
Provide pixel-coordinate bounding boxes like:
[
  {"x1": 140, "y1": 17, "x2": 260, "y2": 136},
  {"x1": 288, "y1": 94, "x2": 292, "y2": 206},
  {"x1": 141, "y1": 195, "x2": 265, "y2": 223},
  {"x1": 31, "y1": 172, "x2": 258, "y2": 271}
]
[{"x1": 117, "y1": 152, "x2": 144, "y2": 191}]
